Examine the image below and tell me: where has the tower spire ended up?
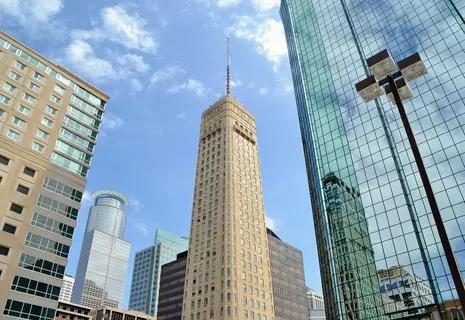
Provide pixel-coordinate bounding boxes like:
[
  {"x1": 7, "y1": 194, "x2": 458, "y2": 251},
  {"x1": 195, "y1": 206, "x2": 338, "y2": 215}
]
[{"x1": 226, "y1": 36, "x2": 231, "y2": 96}]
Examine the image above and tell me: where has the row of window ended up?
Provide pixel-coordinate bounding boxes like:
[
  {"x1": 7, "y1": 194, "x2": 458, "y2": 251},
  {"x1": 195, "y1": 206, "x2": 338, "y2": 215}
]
[
  {"x1": 37, "y1": 194, "x2": 79, "y2": 220},
  {"x1": 18, "y1": 253, "x2": 65, "y2": 279},
  {"x1": 31, "y1": 212, "x2": 74, "y2": 238},
  {"x1": 11, "y1": 275, "x2": 61, "y2": 300},
  {"x1": 25, "y1": 232, "x2": 70, "y2": 258},
  {"x1": 42, "y1": 176, "x2": 83, "y2": 202},
  {"x1": 3, "y1": 299, "x2": 55, "y2": 320}
]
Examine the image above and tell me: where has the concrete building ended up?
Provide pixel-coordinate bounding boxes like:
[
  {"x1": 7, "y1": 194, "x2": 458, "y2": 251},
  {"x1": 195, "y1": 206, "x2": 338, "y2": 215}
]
[
  {"x1": 280, "y1": 0, "x2": 465, "y2": 318},
  {"x1": 306, "y1": 288, "x2": 325, "y2": 320},
  {"x1": 0, "y1": 31, "x2": 109, "y2": 319},
  {"x1": 71, "y1": 191, "x2": 131, "y2": 309},
  {"x1": 129, "y1": 229, "x2": 188, "y2": 316},
  {"x1": 55, "y1": 301, "x2": 91, "y2": 320},
  {"x1": 267, "y1": 228, "x2": 309, "y2": 320},
  {"x1": 181, "y1": 78, "x2": 275, "y2": 318},
  {"x1": 90, "y1": 306, "x2": 156, "y2": 320},
  {"x1": 59, "y1": 275, "x2": 75, "y2": 303},
  {"x1": 157, "y1": 251, "x2": 188, "y2": 320},
  {"x1": 378, "y1": 266, "x2": 434, "y2": 315}
]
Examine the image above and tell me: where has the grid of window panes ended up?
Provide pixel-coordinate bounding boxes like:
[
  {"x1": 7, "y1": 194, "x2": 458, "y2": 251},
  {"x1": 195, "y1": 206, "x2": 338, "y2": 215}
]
[
  {"x1": 0, "y1": 35, "x2": 106, "y2": 178},
  {"x1": 281, "y1": 0, "x2": 465, "y2": 318}
]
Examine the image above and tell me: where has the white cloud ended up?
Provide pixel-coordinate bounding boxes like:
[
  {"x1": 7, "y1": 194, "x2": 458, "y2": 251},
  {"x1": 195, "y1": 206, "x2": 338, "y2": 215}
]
[
  {"x1": 133, "y1": 221, "x2": 152, "y2": 236},
  {"x1": 64, "y1": 40, "x2": 118, "y2": 81},
  {"x1": 116, "y1": 53, "x2": 150, "y2": 73},
  {"x1": 176, "y1": 112, "x2": 187, "y2": 119},
  {"x1": 102, "y1": 113, "x2": 125, "y2": 130},
  {"x1": 231, "y1": 78, "x2": 243, "y2": 88},
  {"x1": 217, "y1": 0, "x2": 242, "y2": 7},
  {"x1": 130, "y1": 78, "x2": 144, "y2": 92},
  {"x1": 252, "y1": 0, "x2": 280, "y2": 12},
  {"x1": 150, "y1": 65, "x2": 186, "y2": 86},
  {"x1": 259, "y1": 87, "x2": 268, "y2": 95},
  {"x1": 82, "y1": 190, "x2": 93, "y2": 203},
  {"x1": 168, "y1": 79, "x2": 207, "y2": 97},
  {"x1": 0, "y1": 0, "x2": 63, "y2": 25},
  {"x1": 229, "y1": 16, "x2": 287, "y2": 70},
  {"x1": 128, "y1": 196, "x2": 143, "y2": 211},
  {"x1": 72, "y1": 5, "x2": 157, "y2": 53},
  {"x1": 265, "y1": 215, "x2": 278, "y2": 231}
]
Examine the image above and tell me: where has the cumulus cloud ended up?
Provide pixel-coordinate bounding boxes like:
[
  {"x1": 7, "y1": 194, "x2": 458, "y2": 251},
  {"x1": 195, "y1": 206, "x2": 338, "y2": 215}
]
[
  {"x1": 101, "y1": 113, "x2": 125, "y2": 130},
  {"x1": 168, "y1": 79, "x2": 207, "y2": 97},
  {"x1": 229, "y1": 16, "x2": 287, "y2": 70},
  {"x1": 217, "y1": 0, "x2": 242, "y2": 7},
  {"x1": 265, "y1": 215, "x2": 278, "y2": 231},
  {"x1": 116, "y1": 53, "x2": 150, "y2": 73},
  {"x1": 0, "y1": 0, "x2": 63, "y2": 25},
  {"x1": 72, "y1": 5, "x2": 157, "y2": 53},
  {"x1": 252, "y1": 0, "x2": 280, "y2": 12},
  {"x1": 150, "y1": 65, "x2": 186, "y2": 86}
]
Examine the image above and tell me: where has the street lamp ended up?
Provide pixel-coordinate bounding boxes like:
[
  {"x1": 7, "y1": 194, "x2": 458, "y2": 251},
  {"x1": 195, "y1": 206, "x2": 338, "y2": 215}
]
[{"x1": 355, "y1": 49, "x2": 465, "y2": 312}]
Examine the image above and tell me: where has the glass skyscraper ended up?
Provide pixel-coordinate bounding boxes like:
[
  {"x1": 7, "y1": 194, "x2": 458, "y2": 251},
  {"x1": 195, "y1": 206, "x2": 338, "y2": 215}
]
[
  {"x1": 281, "y1": 0, "x2": 465, "y2": 319},
  {"x1": 71, "y1": 190, "x2": 131, "y2": 309},
  {"x1": 128, "y1": 228, "x2": 188, "y2": 316}
]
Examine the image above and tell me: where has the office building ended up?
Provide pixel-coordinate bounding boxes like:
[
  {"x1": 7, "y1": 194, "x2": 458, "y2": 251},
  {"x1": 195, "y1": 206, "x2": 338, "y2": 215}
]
[
  {"x1": 59, "y1": 275, "x2": 75, "y2": 303},
  {"x1": 71, "y1": 190, "x2": 130, "y2": 309},
  {"x1": 181, "y1": 74, "x2": 275, "y2": 319},
  {"x1": 378, "y1": 266, "x2": 434, "y2": 314},
  {"x1": 267, "y1": 228, "x2": 308, "y2": 320},
  {"x1": 129, "y1": 229, "x2": 188, "y2": 316},
  {"x1": 90, "y1": 306, "x2": 156, "y2": 320},
  {"x1": 157, "y1": 251, "x2": 188, "y2": 320},
  {"x1": 0, "y1": 31, "x2": 109, "y2": 319},
  {"x1": 54, "y1": 301, "x2": 91, "y2": 320},
  {"x1": 306, "y1": 288, "x2": 325, "y2": 320},
  {"x1": 281, "y1": 0, "x2": 465, "y2": 318}
]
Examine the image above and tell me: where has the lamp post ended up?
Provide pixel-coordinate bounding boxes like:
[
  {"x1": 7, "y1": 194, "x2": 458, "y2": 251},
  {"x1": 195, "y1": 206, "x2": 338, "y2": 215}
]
[{"x1": 355, "y1": 49, "x2": 465, "y2": 313}]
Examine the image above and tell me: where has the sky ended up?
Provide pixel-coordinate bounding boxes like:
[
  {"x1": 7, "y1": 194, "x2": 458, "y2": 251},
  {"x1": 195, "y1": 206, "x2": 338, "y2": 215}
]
[{"x1": 0, "y1": 0, "x2": 321, "y2": 306}]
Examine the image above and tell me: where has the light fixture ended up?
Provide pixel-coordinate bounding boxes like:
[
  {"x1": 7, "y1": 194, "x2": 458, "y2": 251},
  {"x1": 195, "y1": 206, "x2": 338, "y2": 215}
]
[
  {"x1": 367, "y1": 49, "x2": 397, "y2": 80},
  {"x1": 384, "y1": 78, "x2": 413, "y2": 104},
  {"x1": 398, "y1": 52, "x2": 428, "y2": 81},
  {"x1": 355, "y1": 75, "x2": 383, "y2": 102}
]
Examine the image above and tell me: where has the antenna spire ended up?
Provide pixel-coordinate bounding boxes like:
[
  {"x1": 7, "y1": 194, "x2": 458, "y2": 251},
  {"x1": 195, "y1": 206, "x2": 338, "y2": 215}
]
[{"x1": 226, "y1": 36, "x2": 231, "y2": 96}]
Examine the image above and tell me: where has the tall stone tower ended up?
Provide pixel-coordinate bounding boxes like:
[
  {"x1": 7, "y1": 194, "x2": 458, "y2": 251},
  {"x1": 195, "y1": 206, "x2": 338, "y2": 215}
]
[{"x1": 182, "y1": 45, "x2": 275, "y2": 319}]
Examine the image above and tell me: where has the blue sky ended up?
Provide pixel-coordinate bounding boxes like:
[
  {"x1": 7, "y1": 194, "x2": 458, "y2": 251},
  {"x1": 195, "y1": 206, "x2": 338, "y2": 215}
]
[{"x1": 0, "y1": 0, "x2": 321, "y2": 306}]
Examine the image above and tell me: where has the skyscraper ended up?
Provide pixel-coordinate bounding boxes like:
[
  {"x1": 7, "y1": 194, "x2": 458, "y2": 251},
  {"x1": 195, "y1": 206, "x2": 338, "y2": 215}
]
[
  {"x1": 59, "y1": 275, "x2": 75, "y2": 303},
  {"x1": 266, "y1": 228, "x2": 309, "y2": 320},
  {"x1": 0, "y1": 31, "x2": 108, "y2": 319},
  {"x1": 129, "y1": 229, "x2": 188, "y2": 316},
  {"x1": 281, "y1": 0, "x2": 465, "y2": 319},
  {"x1": 71, "y1": 190, "x2": 130, "y2": 309}
]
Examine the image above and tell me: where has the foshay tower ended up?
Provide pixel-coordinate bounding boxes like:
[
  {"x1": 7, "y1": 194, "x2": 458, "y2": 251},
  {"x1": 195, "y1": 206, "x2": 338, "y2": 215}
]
[{"x1": 181, "y1": 39, "x2": 275, "y2": 320}]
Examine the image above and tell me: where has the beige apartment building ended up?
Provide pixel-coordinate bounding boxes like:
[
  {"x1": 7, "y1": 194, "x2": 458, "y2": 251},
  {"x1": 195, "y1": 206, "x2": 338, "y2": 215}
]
[
  {"x1": 0, "y1": 31, "x2": 109, "y2": 319},
  {"x1": 181, "y1": 94, "x2": 275, "y2": 320}
]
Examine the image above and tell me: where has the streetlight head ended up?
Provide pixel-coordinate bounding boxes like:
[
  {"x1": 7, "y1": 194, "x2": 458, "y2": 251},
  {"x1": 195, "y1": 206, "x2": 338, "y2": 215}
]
[
  {"x1": 355, "y1": 75, "x2": 383, "y2": 102},
  {"x1": 398, "y1": 52, "x2": 428, "y2": 81},
  {"x1": 367, "y1": 49, "x2": 397, "y2": 80},
  {"x1": 385, "y1": 78, "x2": 413, "y2": 104}
]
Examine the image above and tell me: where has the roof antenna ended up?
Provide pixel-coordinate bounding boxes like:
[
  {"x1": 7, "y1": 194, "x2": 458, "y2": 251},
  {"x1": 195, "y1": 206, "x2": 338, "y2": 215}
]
[{"x1": 226, "y1": 36, "x2": 231, "y2": 96}]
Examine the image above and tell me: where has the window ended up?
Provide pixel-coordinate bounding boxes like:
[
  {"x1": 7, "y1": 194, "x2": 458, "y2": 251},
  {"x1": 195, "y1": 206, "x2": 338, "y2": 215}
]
[
  {"x1": 14, "y1": 60, "x2": 26, "y2": 71},
  {"x1": 17, "y1": 184, "x2": 30, "y2": 195},
  {"x1": 7, "y1": 129, "x2": 22, "y2": 142},
  {"x1": 54, "y1": 85, "x2": 65, "y2": 94},
  {"x1": 11, "y1": 276, "x2": 61, "y2": 300},
  {"x1": 32, "y1": 142, "x2": 44, "y2": 153},
  {"x1": 9, "y1": 71, "x2": 21, "y2": 82},
  {"x1": 24, "y1": 232, "x2": 70, "y2": 258},
  {"x1": 45, "y1": 106, "x2": 57, "y2": 116},
  {"x1": 0, "y1": 245, "x2": 9, "y2": 256},
  {"x1": 3, "y1": 223, "x2": 17, "y2": 234},
  {"x1": 0, "y1": 155, "x2": 9, "y2": 166},
  {"x1": 3, "y1": 82, "x2": 16, "y2": 93},
  {"x1": 50, "y1": 95, "x2": 61, "y2": 104},
  {"x1": 0, "y1": 108, "x2": 5, "y2": 118},
  {"x1": 33, "y1": 71, "x2": 45, "y2": 81},
  {"x1": 23, "y1": 93, "x2": 36, "y2": 104},
  {"x1": 10, "y1": 203, "x2": 24, "y2": 214},
  {"x1": 28, "y1": 82, "x2": 40, "y2": 92},
  {"x1": 18, "y1": 105, "x2": 31, "y2": 116},
  {"x1": 4, "y1": 299, "x2": 56, "y2": 320},
  {"x1": 36, "y1": 129, "x2": 49, "y2": 140},
  {"x1": 37, "y1": 194, "x2": 79, "y2": 220},
  {"x1": 23, "y1": 166, "x2": 35, "y2": 177},
  {"x1": 0, "y1": 93, "x2": 11, "y2": 105},
  {"x1": 12, "y1": 117, "x2": 26, "y2": 128},
  {"x1": 41, "y1": 117, "x2": 53, "y2": 128},
  {"x1": 18, "y1": 253, "x2": 65, "y2": 279},
  {"x1": 42, "y1": 177, "x2": 83, "y2": 202}
]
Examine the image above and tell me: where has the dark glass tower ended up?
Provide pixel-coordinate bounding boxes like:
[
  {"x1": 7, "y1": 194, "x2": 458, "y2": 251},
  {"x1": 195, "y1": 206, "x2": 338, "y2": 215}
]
[{"x1": 281, "y1": 0, "x2": 465, "y2": 319}]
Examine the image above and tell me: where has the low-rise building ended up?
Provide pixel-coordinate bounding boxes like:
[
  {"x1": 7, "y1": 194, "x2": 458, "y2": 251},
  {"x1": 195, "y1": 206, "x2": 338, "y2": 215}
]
[
  {"x1": 55, "y1": 301, "x2": 91, "y2": 320},
  {"x1": 306, "y1": 287, "x2": 325, "y2": 320},
  {"x1": 90, "y1": 306, "x2": 156, "y2": 320}
]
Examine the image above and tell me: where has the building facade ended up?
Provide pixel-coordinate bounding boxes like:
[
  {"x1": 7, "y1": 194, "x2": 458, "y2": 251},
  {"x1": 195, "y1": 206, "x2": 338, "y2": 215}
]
[
  {"x1": 157, "y1": 251, "x2": 188, "y2": 320},
  {"x1": 90, "y1": 306, "x2": 156, "y2": 320},
  {"x1": 129, "y1": 229, "x2": 188, "y2": 316},
  {"x1": 306, "y1": 288, "x2": 325, "y2": 320},
  {"x1": 0, "y1": 31, "x2": 109, "y2": 320},
  {"x1": 59, "y1": 275, "x2": 75, "y2": 303},
  {"x1": 267, "y1": 228, "x2": 308, "y2": 320},
  {"x1": 181, "y1": 95, "x2": 276, "y2": 320},
  {"x1": 54, "y1": 301, "x2": 91, "y2": 320},
  {"x1": 281, "y1": 0, "x2": 465, "y2": 318},
  {"x1": 71, "y1": 190, "x2": 130, "y2": 309}
]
